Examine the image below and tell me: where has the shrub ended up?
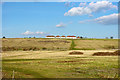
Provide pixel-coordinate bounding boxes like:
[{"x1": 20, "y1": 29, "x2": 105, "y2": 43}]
[
  {"x1": 42, "y1": 47, "x2": 47, "y2": 50},
  {"x1": 92, "y1": 50, "x2": 119, "y2": 56},
  {"x1": 3, "y1": 36, "x2": 6, "y2": 38},
  {"x1": 23, "y1": 48, "x2": 28, "y2": 51},
  {"x1": 34, "y1": 47, "x2": 40, "y2": 51},
  {"x1": 69, "y1": 51, "x2": 83, "y2": 55}
]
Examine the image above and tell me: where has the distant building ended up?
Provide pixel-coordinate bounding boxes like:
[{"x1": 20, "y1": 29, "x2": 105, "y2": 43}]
[
  {"x1": 77, "y1": 36, "x2": 80, "y2": 39},
  {"x1": 46, "y1": 35, "x2": 55, "y2": 38},
  {"x1": 66, "y1": 36, "x2": 76, "y2": 39},
  {"x1": 46, "y1": 35, "x2": 77, "y2": 39},
  {"x1": 56, "y1": 35, "x2": 60, "y2": 38},
  {"x1": 61, "y1": 36, "x2": 66, "y2": 39}
]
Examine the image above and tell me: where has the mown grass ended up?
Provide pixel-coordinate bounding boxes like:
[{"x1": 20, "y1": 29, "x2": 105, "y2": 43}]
[{"x1": 2, "y1": 54, "x2": 118, "y2": 78}]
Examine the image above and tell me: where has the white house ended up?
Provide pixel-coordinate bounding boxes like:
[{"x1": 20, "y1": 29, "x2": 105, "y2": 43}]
[
  {"x1": 77, "y1": 36, "x2": 80, "y2": 39},
  {"x1": 66, "y1": 36, "x2": 77, "y2": 39},
  {"x1": 61, "y1": 36, "x2": 66, "y2": 39},
  {"x1": 46, "y1": 35, "x2": 55, "y2": 38},
  {"x1": 56, "y1": 35, "x2": 61, "y2": 38},
  {"x1": 46, "y1": 35, "x2": 77, "y2": 39}
]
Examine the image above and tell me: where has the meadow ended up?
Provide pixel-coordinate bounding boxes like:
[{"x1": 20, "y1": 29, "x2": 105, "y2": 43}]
[
  {"x1": 2, "y1": 38, "x2": 119, "y2": 78},
  {"x1": 2, "y1": 38, "x2": 118, "y2": 51}
]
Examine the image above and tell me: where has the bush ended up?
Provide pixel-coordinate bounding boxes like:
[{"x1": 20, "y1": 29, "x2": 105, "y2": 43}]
[
  {"x1": 42, "y1": 47, "x2": 47, "y2": 50},
  {"x1": 69, "y1": 51, "x2": 83, "y2": 55},
  {"x1": 33, "y1": 47, "x2": 39, "y2": 51},
  {"x1": 23, "y1": 48, "x2": 28, "y2": 51},
  {"x1": 3, "y1": 36, "x2": 6, "y2": 38},
  {"x1": 113, "y1": 50, "x2": 120, "y2": 55},
  {"x1": 92, "y1": 50, "x2": 119, "y2": 56},
  {"x1": 2, "y1": 47, "x2": 40, "y2": 51}
]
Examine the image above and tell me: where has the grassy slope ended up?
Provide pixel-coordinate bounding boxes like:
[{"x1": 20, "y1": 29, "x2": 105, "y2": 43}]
[
  {"x1": 2, "y1": 38, "x2": 118, "y2": 51},
  {"x1": 74, "y1": 39, "x2": 118, "y2": 50},
  {"x1": 2, "y1": 50, "x2": 118, "y2": 78},
  {"x1": 2, "y1": 38, "x2": 71, "y2": 51}
]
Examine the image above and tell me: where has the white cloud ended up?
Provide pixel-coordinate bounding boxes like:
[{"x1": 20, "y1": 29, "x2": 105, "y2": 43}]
[
  {"x1": 64, "y1": 7, "x2": 92, "y2": 16},
  {"x1": 79, "y1": 13, "x2": 118, "y2": 25},
  {"x1": 22, "y1": 31, "x2": 34, "y2": 35},
  {"x1": 94, "y1": 13, "x2": 118, "y2": 25},
  {"x1": 79, "y1": 2, "x2": 86, "y2": 7},
  {"x1": 64, "y1": 1, "x2": 117, "y2": 16},
  {"x1": 88, "y1": 1, "x2": 117, "y2": 12},
  {"x1": 56, "y1": 22, "x2": 66, "y2": 27},
  {"x1": 22, "y1": 31, "x2": 48, "y2": 35}
]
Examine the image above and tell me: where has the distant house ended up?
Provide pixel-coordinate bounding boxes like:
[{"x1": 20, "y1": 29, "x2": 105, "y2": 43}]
[
  {"x1": 66, "y1": 36, "x2": 76, "y2": 39},
  {"x1": 46, "y1": 35, "x2": 55, "y2": 38},
  {"x1": 77, "y1": 36, "x2": 80, "y2": 39},
  {"x1": 46, "y1": 35, "x2": 77, "y2": 39},
  {"x1": 61, "y1": 36, "x2": 66, "y2": 39},
  {"x1": 56, "y1": 35, "x2": 60, "y2": 38}
]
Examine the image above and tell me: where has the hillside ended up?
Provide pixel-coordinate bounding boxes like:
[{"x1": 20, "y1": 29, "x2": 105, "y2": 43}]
[{"x1": 2, "y1": 38, "x2": 118, "y2": 51}]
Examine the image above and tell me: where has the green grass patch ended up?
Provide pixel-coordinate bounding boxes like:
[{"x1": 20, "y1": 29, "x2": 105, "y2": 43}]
[{"x1": 2, "y1": 55, "x2": 118, "y2": 78}]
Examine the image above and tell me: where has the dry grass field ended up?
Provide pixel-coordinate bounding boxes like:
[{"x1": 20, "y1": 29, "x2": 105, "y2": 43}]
[
  {"x1": 2, "y1": 38, "x2": 118, "y2": 51},
  {"x1": 2, "y1": 38, "x2": 71, "y2": 51},
  {"x1": 74, "y1": 39, "x2": 118, "y2": 50},
  {"x1": 1, "y1": 38, "x2": 119, "y2": 78}
]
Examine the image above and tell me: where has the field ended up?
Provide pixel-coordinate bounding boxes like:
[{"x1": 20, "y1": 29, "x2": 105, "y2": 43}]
[
  {"x1": 2, "y1": 38, "x2": 71, "y2": 51},
  {"x1": 2, "y1": 38, "x2": 118, "y2": 51},
  {"x1": 74, "y1": 39, "x2": 118, "y2": 50},
  {"x1": 2, "y1": 38, "x2": 119, "y2": 78}
]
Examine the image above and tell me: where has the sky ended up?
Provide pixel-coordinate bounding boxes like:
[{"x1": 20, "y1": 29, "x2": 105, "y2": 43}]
[{"x1": 2, "y1": 1, "x2": 118, "y2": 38}]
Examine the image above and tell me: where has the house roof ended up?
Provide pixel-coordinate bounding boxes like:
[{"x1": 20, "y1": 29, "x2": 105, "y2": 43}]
[
  {"x1": 46, "y1": 35, "x2": 55, "y2": 37},
  {"x1": 46, "y1": 35, "x2": 77, "y2": 37},
  {"x1": 56, "y1": 35, "x2": 60, "y2": 37},
  {"x1": 67, "y1": 36, "x2": 76, "y2": 37},
  {"x1": 61, "y1": 36, "x2": 66, "y2": 37}
]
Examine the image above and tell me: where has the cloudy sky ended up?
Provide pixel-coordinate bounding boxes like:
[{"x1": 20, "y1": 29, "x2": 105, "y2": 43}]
[{"x1": 2, "y1": 1, "x2": 118, "y2": 38}]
